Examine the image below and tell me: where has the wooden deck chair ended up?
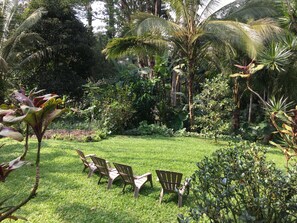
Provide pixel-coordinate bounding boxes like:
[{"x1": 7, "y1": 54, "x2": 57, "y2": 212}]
[
  {"x1": 90, "y1": 156, "x2": 120, "y2": 189},
  {"x1": 113, "y1": 163, "x2": 153, "y2": 198},
  {"x1": 75, "y1": 149, "x2": 97, "y2": 178},
  {"x1": 156, "y1": 170, "x2": 190, "y2": 207}
]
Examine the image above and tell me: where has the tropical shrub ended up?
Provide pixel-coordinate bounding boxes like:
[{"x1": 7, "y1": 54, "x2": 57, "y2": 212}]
[
  {"x1": 269, "y1": 104, "x2": 297, "y2": 166},
  {"x1": 178, "y1": 144, "x2": 297, "y2": 223},
  {"x1": 194, "y1": 74, "x2": 234, "y2": 141},
  {"x1": 124, "y1": 121, "x2": 174, "y2": 136}
]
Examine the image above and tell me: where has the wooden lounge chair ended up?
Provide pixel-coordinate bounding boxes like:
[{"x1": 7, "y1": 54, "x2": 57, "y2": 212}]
[
  {"x1": 156, "y1": 170, "x2": 190, "y2": 207},
  {"x1": 113, "y1": 163, "x2": 153, "y2": 198},
  {"x1": 90, "y1": 156, "x2": 120, "y2": 189},
  {"x1": 75, "y1": 149, "x2": 97, "y2": 178}
]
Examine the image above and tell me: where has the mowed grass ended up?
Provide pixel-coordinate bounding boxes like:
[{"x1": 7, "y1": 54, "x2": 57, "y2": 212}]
[{"x1": 0, "y1": 136, "x2": 287, "y2": 223}]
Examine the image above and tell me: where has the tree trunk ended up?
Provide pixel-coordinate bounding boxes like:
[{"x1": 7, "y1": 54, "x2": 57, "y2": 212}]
[
  {"x1": 188, "y1": 62, "x2": 195, "y2": 130},
  {"x1": 171, "y1": 71, "x2": 177, "y2": 106},
  {"x1": 232, "y1": 78, "x2": 240, "y2": 131},
  {"x1": 106, "y1": 0, "x2": 116, "y2": 38},
  {"x1": 154, "y1": 0, "x2": 161, "y2": 16},
  {"x1": 86, "y1": 0, "x2": 93, "y2": 32},
  {"x1": 121, "y1": 0, "x2": 131, "y2": 22},
  {"x1": 248, "y1": 93, "x2": 253, "y2": 123}
]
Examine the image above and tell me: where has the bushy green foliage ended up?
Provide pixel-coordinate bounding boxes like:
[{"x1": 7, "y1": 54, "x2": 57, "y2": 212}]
[
  {"x1": 124, "y1": 121, "x2": 174, "y2": 136},
  {"x1": 179, "y1": 144, "x2": 297, "y2": 223},
  {"x1": 16, "y1": 0, "x2": 95, "y2": 99},
  {"x1": 194, "y1": 74, "x2": 234, "y2": 141},
  {"x1": 100, "y1": 99, "x2": 135, "y2": 133},
  {"x1": 239, "y1": 121, "x2": 274, "y2": 143}
]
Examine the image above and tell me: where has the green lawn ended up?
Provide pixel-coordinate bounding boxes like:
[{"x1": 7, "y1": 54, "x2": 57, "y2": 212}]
[{"x1": 0, "y1": 136, "x2": 286, "y2": 223}]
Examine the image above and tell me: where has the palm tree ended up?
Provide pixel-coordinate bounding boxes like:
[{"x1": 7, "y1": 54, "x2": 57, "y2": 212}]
[
  {"x1": 0, "y1": 1, "x2": 46, "y2": 102},
  {"x1": 103, "y1": 0, "x2": 281, "y2": 130}
]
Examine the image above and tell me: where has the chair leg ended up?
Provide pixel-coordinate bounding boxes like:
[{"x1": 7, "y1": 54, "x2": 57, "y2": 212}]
[
  {"x1": 122, "y1": 183, "x2": 127, "y2": 193},
  {"x1": 107, "y1": 177, "x2": 113, "y2": 189},
  {"x1": 98, "y1": 175, "x2": 103, "y2": 184},
  {"x1": 148, "y1": 175, "x2": 153, "y2": 188},
  {"x1": 178, "y1": 193, "x2": 183, "y2": 208},
  {"x1": 134, "y1": 187, "x2": 140, "y2": 198},
  {"x1": 159, "y1": 188, "x2": 164, "y2": 204},
  {"x1": 87, "y1": 169, "x2": 93, "y2": 178}
]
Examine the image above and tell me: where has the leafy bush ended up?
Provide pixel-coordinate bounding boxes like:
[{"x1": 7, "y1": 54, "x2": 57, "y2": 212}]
[
  {"x1": 82, "y1": 81, "x2": 136, "y2": 133},
  {"x1": 194, "y1": 74, "x2": 233, "y2": 141},
  {"x1": 124, "y1": 121, "x2": 174, "y2": 136},
  {"x1": 178, "y1": 144, "x2": 297, "y2": 223},
  {"x1": 239, "y1": 121, "x2": 274, "y2": 143}
]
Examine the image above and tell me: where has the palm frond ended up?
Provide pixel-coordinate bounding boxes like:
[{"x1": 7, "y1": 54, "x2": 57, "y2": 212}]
[
  {"x1": 168, "y1": 0, "x2": 187, "y2": 22},
  {"x1": 11, "y1": 7, "x2": 47, "y2": 38},
  {"x1": 1, "y1": 0, "x2": 19, "y2": 40},
  {"x1": 18, "y1": 44, "x2": 68, "y2": 68},
  {"x1": 135, "y1": 16, "x2": 171, "y2": 37},
  {"x1": 198, "y1": 0, "x2": 221, "y2": 23},
  {"x1": 213, "y1": 0, "x2": 280, "y2": 22},
  {"x1": 4, "y1": 32, "x2": 44, "y2": 62},
  {"x1": 206, "y1": 20, "x2": 263, "y2": 58},
  {"x1": 0, "y1": 56, "x2": 8, "y2": 72},
  {"x1": 103, "y1": 36, "x2": 168, "y2": 59},
  {"x1": 248, "y1": 18, "x2": 282, "y2": 42}
]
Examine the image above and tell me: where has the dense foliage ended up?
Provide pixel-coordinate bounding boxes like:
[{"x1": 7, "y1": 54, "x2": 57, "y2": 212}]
[
  {"x1": 178, "y1": 144, "x2": 297, "y2": 223},
  {"x1": 194, "y1": 74, "x2": 234, "y2": 141}
]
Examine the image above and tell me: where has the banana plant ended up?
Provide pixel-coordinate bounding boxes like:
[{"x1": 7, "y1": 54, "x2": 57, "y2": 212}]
[{"x1": 0, "y1": 89, "x2": 64, "y2": 221}]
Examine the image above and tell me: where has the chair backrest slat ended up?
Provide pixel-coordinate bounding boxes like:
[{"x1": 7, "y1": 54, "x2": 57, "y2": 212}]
[
  {"x1": 114, "y1": 163, "x2": 135, "y2": 185},
  {"x1": 156, "y1": 170, "x2": 182, "y2": 192},
  {"x1": 91, "y1": 156, "x2": 109, "y2": 175},
  {"x1": 76, "y1": 149, "x2": 89, "y2": 167}
]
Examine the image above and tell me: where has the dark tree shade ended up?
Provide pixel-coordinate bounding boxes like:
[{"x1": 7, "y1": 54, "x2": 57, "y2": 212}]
[{"x1": 22, "y1": 0, "x2": 95, "y2": 99}]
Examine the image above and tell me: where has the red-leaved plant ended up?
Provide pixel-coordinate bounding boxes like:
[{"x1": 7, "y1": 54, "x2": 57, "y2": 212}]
[{"x1": 0, "y1": 89, "x2": 64, "y2": 221}]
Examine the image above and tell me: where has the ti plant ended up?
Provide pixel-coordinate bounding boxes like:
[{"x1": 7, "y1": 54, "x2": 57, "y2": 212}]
[
  {"x1": 230, "y1": 60, "x2": 266, "y2": 105},
  {"x1": 0, "y1": 89, "x2": 64, "y2": 221},
  {"x1": 269, "y1": 105, "x2": 297, "y2": 167},
  {"x1": 0, "y1": 112, "x2": 25, "y2": 182}
]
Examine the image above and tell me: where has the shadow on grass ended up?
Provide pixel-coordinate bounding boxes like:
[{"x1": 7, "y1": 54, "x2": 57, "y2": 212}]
[{"x1": 55, "y1": 202, "x2": 141, "y2": 223}]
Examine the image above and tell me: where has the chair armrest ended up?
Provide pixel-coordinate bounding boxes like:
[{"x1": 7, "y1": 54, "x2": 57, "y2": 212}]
[
  {"x1": 135, "y1": 172, "x2": 152, "y2": 179},
  {"x1": 179, "y1": 178, "x2": 191, "y2": 195},
  {"x1": 85, "y1": 154, "x2": 96, "y2": 158},
  {"x1": 106, "y1": 160, "x2": 112, "y2": 168}
]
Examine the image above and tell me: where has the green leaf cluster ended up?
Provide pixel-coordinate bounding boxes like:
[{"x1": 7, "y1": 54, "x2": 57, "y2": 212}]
[
  {"x1": 180, "y1": 144, "x2": 297, "y2": 222},
  {"x1": 194, "y1": 74, "x2": 234, "y2": 141}
]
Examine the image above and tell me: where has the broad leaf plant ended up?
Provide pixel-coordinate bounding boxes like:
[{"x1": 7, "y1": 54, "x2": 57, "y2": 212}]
[{"x1": 0, "y1": 89, "x2": 64, "y2": 221}]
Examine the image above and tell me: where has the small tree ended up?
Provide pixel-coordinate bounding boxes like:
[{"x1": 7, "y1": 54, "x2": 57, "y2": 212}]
[{"x1": 194, "y1": 74, "x2": 234, "y2": 141}]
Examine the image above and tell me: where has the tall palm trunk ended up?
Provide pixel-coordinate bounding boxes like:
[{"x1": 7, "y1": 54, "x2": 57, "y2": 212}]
[
  {"x1": 86, "y1": 0, "x2": 93, "y2": 32},
  {"x1": 232, "y1": 78, "x2": 240, "y2": 131},
  {"x1": 248, "y1": 93, "x2": 253, "y2": 123},
  {"x1": 188, "y1": 59, "x2": 195, "y2": 130},
  {"x1": 154, "y1": 0, "x2": 161, "y2": 16},
  {"x1": 171, "y1": 71, "x2": 178, "y2": 106}
]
